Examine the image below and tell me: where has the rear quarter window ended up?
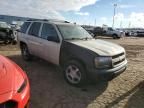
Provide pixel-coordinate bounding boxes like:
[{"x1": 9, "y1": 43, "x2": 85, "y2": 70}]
[{"x1": 20, "y1": 22, "x2": 31, "y2": 33}]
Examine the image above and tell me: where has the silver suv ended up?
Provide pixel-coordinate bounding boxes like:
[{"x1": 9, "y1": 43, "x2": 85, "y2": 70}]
[{"x1": 18, "y1": 19, "x2": 127, "y2": 86}]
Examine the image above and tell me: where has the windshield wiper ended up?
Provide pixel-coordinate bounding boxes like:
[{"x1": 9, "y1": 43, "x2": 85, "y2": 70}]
[
  {"x1": 65, "y1": 37, "x2": 93, "y2": 40},
  {"x1": 81, "y1": 37, "x2": 93, "y2": 40},
  {"x1": 64, "y1": 37, "x2": 84, "y2": 40}
]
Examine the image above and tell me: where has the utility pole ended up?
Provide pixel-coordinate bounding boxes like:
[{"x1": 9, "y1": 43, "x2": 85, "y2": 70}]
[
  {"x1": 112, "y1": 4, "x2": 117, "y2": 28},
  {"x1": 120, "y1": 21, "x2": 122, "y2": 28},
  {"x1": 94, "y1": 19, "x2": 97, "y2": 26},
  {"x1": 128, "y1": 22, "x2": 131, "y2": 28}
]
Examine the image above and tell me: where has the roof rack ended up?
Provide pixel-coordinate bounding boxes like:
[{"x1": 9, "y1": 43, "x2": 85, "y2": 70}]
[{"x1": 26, "y1": 19, "x2": 70, "y2": 23}]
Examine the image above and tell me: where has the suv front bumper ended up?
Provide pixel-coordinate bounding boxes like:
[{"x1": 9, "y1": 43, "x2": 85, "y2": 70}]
[{"x1": 88, "y1": 60, "x2": 127, "y2": 81}]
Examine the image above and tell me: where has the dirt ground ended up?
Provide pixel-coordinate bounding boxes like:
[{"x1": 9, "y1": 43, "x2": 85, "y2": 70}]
[{"x1": 0, "y1": 37, "x2": 144, "y2": 108}]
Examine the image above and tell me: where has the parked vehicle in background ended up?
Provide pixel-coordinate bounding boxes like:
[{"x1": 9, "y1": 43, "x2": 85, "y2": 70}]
[
  {"x1": 0, "y1": 21, "x2": 17, "y2": 44},
  {"x1": 10, "y1": 23, "x2": 23, "y2": 44},
  {"x1": 93, "y1": 27, "x2": 105, "y2": 37},
  {"x1": 122, "y1": 28, "x2": 144, "y2": 37},
  {"x1": 83, "y1": 26, "x2": 124, "y2": 39},
  {"x1": 102, "y1": 27, "x2": 124, "y2": 39},
  {"x1": 18, "y1": 19, "x2": 127, "y2": 86},
  {"x1": 130, "y1": 31, "x2": 137, "y2": 36},
  {"x1": 124, "y1": 30, "x2": 131, "y2": 36},
  {"x1": 81, "y1": 25, "x2": 95, "y2": 36},
  {"x1": 0, "y1": 55, "x2": 30, "y2": 108},
  {"x1": 137, "y1": 31, "x2": 144, "y2": 37},
  {"x1": 82, "y1": 26, "x2": 104, "y2": 38}
]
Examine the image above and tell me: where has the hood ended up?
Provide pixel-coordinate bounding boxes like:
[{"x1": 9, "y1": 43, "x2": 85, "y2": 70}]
[
  {"x1": 0, "y1": 56, "x2": 24, "y2": 96},
  {"x1": 69, "y1": 39, "x2": 125, "y2": 56}
]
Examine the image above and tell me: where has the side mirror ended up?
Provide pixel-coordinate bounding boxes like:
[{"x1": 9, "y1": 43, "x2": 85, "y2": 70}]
[{"x1": 47, "y1": 36, "x2": 60, "y2": 43}]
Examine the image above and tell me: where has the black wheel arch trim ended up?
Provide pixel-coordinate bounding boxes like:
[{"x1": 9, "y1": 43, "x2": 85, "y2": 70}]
[{"x1": 59, "y1": 40, "x2": 98, "y2": 72}]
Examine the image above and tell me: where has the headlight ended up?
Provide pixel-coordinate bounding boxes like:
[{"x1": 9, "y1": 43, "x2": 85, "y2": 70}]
[
  {"x1": 95, "y1": 57, "x2": 112, "y2": 69},
  {"x1": 17, "y1": 79, "x2": 27, "y2": 93}
]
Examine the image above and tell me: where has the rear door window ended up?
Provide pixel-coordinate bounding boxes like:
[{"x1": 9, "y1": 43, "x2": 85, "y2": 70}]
[
  {"x1": 20, "y1": 22, "x2": 31, "y2": 33},
  {"x1": 28, "y1": 22, "x2": 41, "y2": 37}
]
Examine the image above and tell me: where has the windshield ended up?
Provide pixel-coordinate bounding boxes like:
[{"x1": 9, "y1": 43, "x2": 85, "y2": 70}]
[{"x1": 58, "y1": 24, "x2": 92, "y2": 40}]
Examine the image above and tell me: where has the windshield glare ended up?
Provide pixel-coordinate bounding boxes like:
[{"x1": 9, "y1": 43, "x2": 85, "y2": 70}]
[{"x1": 58, "y1": 25, "x2": 92, "y2": 40}]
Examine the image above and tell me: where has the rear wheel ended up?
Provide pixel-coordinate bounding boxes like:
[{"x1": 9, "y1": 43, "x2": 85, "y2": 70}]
[
  {"x1": 63, "y1": 60, "x2": 87, "y2": 86},
  {"x1": 112, "y1": 34, "x2": 119, "y2": 39},
  {"x1": 21, "y1": 44, "x2": 32, "y2": 61}
]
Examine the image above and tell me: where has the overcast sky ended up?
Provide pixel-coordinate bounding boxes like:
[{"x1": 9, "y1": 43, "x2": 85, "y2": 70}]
[{"x1": 0, "y1": 0, "x2": 144, "y2": 28}]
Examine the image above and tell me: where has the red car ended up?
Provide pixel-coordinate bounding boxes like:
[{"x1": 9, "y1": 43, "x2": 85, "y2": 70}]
[{"x1": 0, "y1": 55, "x2": 30, "y2": 108}]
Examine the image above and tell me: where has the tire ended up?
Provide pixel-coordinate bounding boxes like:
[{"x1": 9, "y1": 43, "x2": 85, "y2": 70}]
[
  {"x1": 63, "y1": 60, "x2": 87, "y2": 86},
  {"x1": 112, "y1": 34, "x2": 118, "y2": 39},
  {"x1": 21, "y1": 44, "x2": 32, "y2": 61},
  {"x1": 117, "y1": 37, "x2": 121, "y2": 39},
  {"x1": 12, "y1": 40, "x2": 17, "y2": 45}
]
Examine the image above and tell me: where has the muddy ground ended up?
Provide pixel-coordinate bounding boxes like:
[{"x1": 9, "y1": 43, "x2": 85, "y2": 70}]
[{"x1": 0, "y1": 37, "x2": 144, "y2": 108}]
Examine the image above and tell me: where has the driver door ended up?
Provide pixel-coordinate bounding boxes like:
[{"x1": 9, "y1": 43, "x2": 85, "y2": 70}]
[{"x1": 39, "y1": 23, "x2": 61, "y2": 65}]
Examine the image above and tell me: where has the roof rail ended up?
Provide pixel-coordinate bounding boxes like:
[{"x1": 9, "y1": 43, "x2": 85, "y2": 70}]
[
  {"x1": 46, "y1": 19, "x2": 70, "y2": 23},
  {"x1": 27, "y1": 19, "x2": 39, "y2": 21},
  {"x1": 26, "y1": 19, "x2": 70, "y2": 23}
]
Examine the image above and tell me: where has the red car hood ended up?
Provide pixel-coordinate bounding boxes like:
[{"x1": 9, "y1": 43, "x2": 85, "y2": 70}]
[{"x1": 0, "y1": 55, "x2": 24, "y2": 95}]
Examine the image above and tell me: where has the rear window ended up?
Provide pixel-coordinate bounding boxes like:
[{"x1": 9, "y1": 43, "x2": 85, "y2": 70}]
[{"x1": 20, "y1": 22, "x2": 31, "y2": 33}]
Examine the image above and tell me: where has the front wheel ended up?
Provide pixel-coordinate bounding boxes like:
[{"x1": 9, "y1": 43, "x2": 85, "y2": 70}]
[
  {"x1": 63, "y1": 60, "x2": 87, "y2": 86},
  {"x1": 21, "y1": 44, "x2": 32, "y2": 61}
]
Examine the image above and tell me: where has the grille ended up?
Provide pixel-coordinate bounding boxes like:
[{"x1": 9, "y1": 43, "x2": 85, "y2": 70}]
[
  {"x1": 0, "y1": 101, "x2": 17, "y2": 108},
  {"x1": 112, "y1": 52, "x2": 125, "y2": 66}
]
